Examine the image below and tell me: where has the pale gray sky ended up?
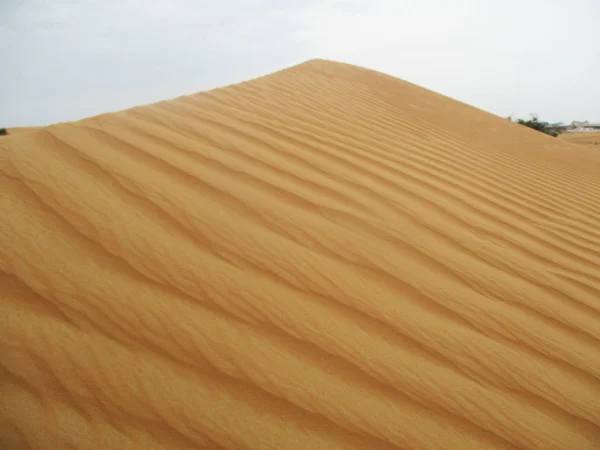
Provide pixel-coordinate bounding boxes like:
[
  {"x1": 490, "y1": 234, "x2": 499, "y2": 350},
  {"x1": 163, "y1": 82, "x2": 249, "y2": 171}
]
[{"x1": 1, "y1": 0, "x2": 598, "y2": 127}]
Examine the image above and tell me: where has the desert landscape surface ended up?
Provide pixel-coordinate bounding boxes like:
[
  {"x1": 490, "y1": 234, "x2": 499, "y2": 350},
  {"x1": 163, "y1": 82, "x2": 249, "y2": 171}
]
[
  {"x1": 6, "y1": 127, "x2": 42, "y2": 135},
  {"x1": 560, "y1": 131, "x2": 600, "y2": 148},
  {"x1": 1, "y1": 59, "x2": 600, "y2": 449}
]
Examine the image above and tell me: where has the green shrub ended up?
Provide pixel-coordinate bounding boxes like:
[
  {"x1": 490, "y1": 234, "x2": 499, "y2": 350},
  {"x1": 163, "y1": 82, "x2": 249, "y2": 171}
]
[{"x1": 510, "y1": 115, "x2": 562, "y2": 137}]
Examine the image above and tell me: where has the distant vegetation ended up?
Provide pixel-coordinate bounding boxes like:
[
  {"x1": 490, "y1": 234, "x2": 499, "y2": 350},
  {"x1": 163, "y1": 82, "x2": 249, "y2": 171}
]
[
  {"x1": 0, "y1": 128, "x2": 7, "y2": 136},
  {"x1": 508, "y1": 115, "x2": 563, "y2": 137}
]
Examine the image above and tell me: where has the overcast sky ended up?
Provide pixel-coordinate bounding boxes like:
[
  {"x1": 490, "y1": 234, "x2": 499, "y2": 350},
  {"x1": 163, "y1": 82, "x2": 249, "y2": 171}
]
[{"x1": 2, "y1": 0, "x2": 599, "y2": 127}]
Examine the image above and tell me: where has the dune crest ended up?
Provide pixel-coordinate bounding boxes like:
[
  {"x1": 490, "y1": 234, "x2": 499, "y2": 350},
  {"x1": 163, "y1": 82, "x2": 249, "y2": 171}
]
[
  {"x1": 2, "y1": 59, "x2": 600, "y2": 449},
  {"x1": 5, "y1": 127, "x2": 41, "y2": 135}
]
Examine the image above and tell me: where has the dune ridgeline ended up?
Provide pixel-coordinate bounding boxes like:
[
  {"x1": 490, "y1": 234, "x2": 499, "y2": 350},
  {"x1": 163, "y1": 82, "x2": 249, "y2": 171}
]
[{"x1": 1, "y1": 60, "x2": 600, "y2": 449}]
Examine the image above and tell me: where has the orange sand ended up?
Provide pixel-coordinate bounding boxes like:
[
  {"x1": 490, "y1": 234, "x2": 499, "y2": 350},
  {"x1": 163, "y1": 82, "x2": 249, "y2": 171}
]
[
  {"x1": 559, "y1": 131, "x2": 600, "y2": 148},
  {"x1": 6, "y1": 127, "x2": 41, "y2": 135},
  {"x1": 1, "y1": 60, "x2": 600, "y2": 449}
]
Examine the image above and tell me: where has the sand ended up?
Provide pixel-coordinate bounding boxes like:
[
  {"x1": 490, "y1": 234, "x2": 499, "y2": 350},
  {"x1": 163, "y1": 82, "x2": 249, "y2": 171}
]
[
  {"x1": 1, "y1": 59, "x2": 600, "y2": 449},
  {"x1": 5, "y1": 127, "x2": 41, "y2": 135},
  {"x1": 559, "y1": 131, "x2": 600, "y2": 148}
]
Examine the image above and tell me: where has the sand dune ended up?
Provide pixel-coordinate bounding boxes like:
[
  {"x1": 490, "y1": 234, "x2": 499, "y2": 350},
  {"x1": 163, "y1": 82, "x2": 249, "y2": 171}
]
[
  {"x1": 1, "y1": 59, "x2": 600, "y2": 449},
  {"x1": 5, "y1": 127, "x2": 41, "y2": 135},
  {"x1": 560, "y1": 131, "x2": 600, "y2": 148}
]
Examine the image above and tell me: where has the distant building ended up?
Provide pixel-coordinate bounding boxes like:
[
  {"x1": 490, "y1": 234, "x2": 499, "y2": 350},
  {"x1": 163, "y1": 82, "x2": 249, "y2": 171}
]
[
  {"x1": 569, "y1": 121, "x2": 600, "y2": 132},
  {"x1": 546, "y1": 124, "x2": 571, "y2": 133}
]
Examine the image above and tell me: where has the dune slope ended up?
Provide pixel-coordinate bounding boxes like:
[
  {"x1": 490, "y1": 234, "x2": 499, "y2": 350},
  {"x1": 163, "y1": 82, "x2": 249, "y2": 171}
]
[
  {"x1": 6, "y1": 127, "x2": 41, "y2": 135},
  {"x1": 1, "y1": 59, "x2": 600, "y2": 449},
  {"x1": 560, "y1": 131, "x2": 600, "y2": 148}
]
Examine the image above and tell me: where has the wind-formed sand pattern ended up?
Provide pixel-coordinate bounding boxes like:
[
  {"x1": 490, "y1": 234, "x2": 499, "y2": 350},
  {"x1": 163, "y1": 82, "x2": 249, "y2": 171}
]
[
  {"x1": 1, "y1": 60, "x2": 600, "y2": 449},
  {"x1": 560, "y1": 131, "x2": 600, "y2": 148}
]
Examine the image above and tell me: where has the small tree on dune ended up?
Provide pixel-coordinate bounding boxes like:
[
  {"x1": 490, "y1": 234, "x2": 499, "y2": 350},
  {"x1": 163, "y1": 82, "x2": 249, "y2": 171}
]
[{"x1": 0, "y1": 128, "x2": 7, "y2": 136}]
